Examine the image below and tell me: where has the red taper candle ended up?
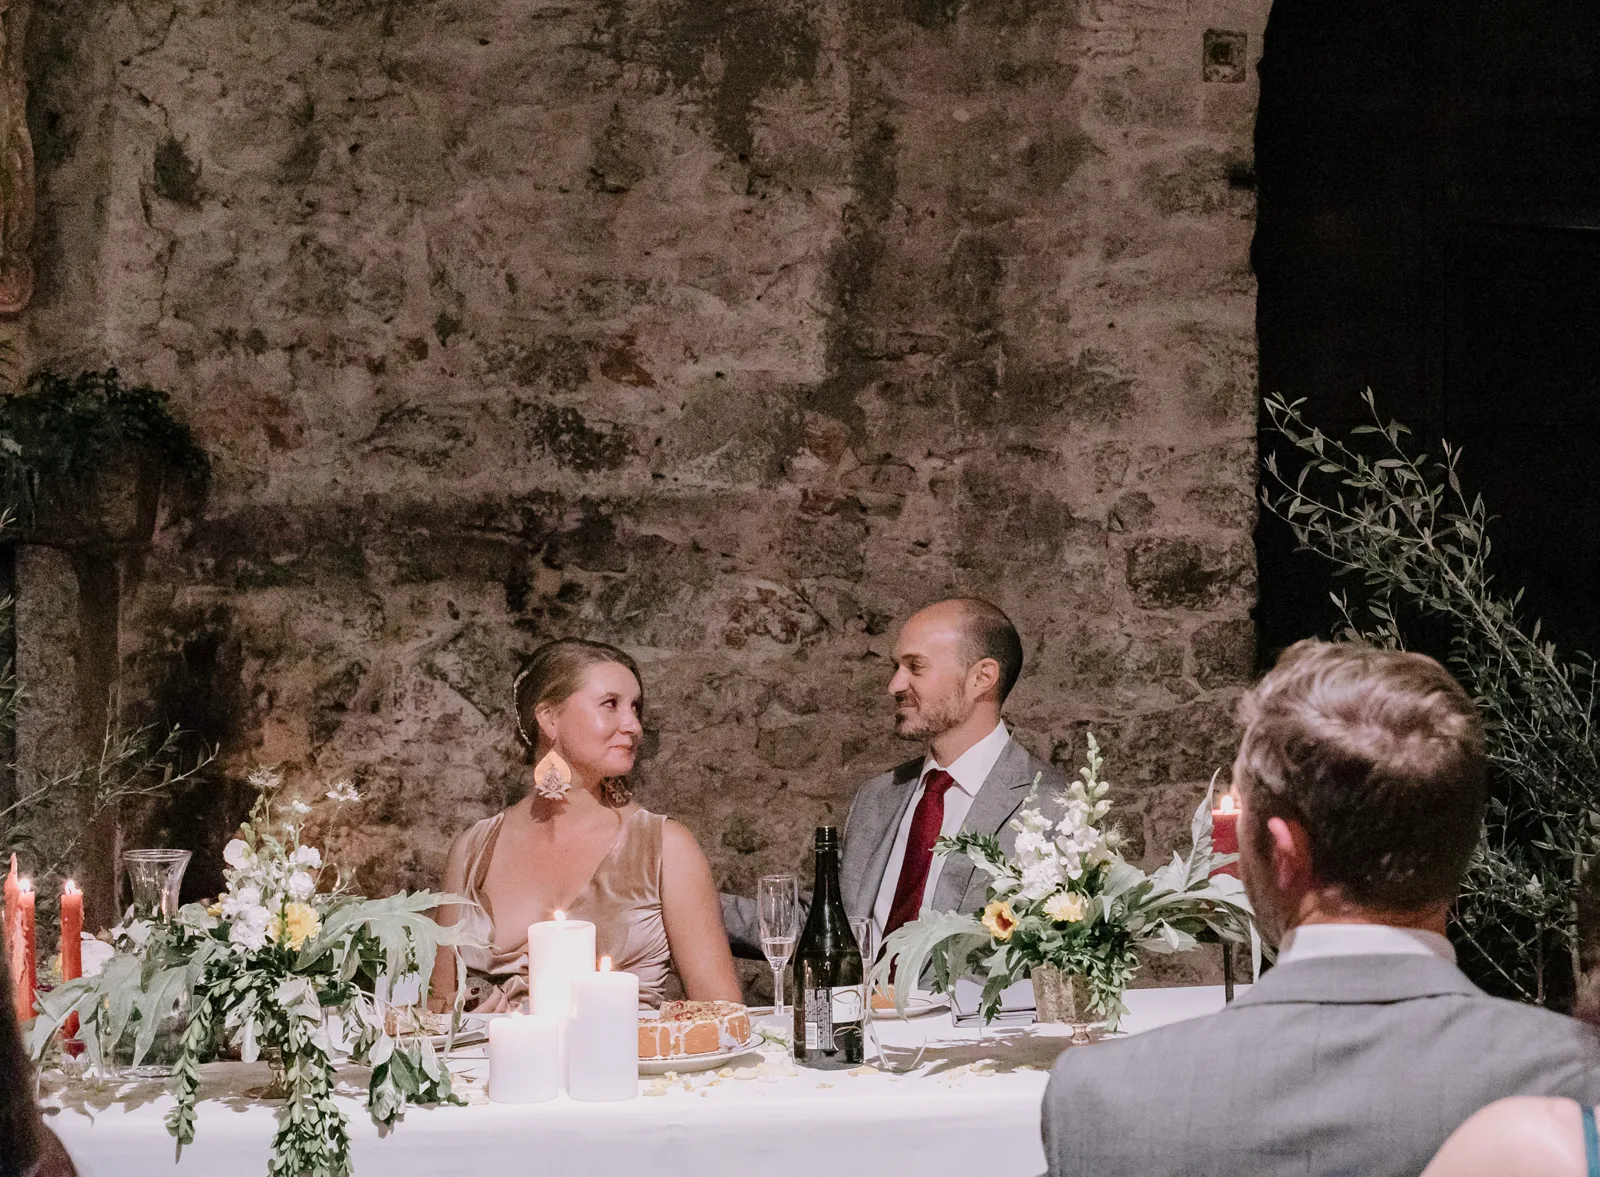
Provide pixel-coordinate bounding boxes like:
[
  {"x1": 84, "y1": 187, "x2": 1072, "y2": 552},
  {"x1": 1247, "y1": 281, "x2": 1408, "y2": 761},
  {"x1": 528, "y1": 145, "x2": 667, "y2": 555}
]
[
  {"x1": 61, "y1": 879, "x2": 84, "y2": 1042},
  {"x1": 13, "y1": 878, "x2": 35, "y2": 1022}
]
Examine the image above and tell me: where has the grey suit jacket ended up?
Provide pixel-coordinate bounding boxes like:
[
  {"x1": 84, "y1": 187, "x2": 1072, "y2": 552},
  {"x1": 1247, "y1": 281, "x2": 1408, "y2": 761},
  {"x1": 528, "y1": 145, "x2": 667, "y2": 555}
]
[
  {"x1": 1043, "y1": 953, "x2": 1600, "y2": 1177},
  {"x1": 722, "y1": 735, "x2": 1068, "y2": 956}
]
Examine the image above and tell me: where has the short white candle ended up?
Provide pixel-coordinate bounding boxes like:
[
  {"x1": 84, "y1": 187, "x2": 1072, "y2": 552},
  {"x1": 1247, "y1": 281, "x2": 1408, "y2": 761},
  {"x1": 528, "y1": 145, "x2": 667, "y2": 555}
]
[
  {"x1": 566, "y1": 956, "x2": 639, "y2": 1102},
  {"x1": 527, "y1": 910, "x2": 596, "y2": 1018},
  {"x1": 488, "y1": 1012, "x2": 561, "y2": 1104}
]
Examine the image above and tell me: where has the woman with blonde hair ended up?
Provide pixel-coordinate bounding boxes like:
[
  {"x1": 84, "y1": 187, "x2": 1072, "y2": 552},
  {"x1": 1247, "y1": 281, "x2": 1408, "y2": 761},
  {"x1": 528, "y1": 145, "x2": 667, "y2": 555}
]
[{"x1": 429, "y1": 638, "x2": 740, "y2": 1011}]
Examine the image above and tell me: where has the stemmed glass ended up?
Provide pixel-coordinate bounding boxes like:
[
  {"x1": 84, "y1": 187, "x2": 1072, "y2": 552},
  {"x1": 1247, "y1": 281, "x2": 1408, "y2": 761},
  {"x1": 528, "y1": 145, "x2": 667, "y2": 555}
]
[{"x1": 757, "y1": 874, "x2": 800, "y2": 1018}]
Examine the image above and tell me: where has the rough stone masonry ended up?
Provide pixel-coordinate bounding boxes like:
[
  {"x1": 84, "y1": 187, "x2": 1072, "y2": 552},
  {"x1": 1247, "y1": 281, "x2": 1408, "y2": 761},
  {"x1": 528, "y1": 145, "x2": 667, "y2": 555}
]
[{"x1": 18, "y1": 0, "x2": 1267, "y2": 985}]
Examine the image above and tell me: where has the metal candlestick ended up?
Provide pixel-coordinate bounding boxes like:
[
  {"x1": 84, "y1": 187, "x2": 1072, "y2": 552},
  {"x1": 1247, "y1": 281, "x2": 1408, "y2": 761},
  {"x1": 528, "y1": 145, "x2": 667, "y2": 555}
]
[{"x1": 1222, "y1": 942, "x2": 1235, "y2": 1003}]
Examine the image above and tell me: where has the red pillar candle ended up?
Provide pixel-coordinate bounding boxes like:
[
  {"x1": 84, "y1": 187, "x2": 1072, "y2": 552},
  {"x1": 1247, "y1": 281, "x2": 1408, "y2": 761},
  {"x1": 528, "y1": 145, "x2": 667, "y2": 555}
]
[
  {"x1": 13, "y1": 878, "x2": 35, "y2": 1022},
  {"x1": 1211, "y1": 793, "x2": 1240, "y2": 878}
]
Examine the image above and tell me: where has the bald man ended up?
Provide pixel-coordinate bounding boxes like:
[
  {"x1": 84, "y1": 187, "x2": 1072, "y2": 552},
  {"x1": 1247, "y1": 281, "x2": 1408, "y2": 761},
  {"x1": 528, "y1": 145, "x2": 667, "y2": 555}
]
[{"x1": 722, "y1": 598, "x2": 1071, "y2": 958}]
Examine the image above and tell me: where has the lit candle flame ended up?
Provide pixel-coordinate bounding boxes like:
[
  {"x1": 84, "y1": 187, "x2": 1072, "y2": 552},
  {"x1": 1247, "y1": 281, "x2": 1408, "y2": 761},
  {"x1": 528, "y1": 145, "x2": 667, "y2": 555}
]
[
  {"x1": 599, "y1": 956, "x2": 613, "y2": 972},
  {"x1": 554, "y1": 909, "x2": 565, "y2": 922},
  {"x1": 64, "y1": 879, "x2": 78, "y2": 895},
  {"x1": 1219, "y1": 794, "x2": 1236, "y2": 815},
  {"x1": 18, "y1": 878, "x2": 30, "y2": 893}
]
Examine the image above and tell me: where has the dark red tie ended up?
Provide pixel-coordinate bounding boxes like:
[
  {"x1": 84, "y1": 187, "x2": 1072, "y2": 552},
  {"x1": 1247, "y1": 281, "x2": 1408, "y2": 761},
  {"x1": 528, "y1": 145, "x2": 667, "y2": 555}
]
[{"x1": 883, "y1": 770, "x2": 958, "y2": 939}]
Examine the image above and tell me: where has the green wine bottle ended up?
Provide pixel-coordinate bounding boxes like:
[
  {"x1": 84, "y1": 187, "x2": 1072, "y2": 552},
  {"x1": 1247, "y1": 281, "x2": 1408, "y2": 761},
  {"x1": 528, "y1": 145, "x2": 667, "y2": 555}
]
[{"x1": 793, "y1": 826, "x2": 864, "y2": 1069}]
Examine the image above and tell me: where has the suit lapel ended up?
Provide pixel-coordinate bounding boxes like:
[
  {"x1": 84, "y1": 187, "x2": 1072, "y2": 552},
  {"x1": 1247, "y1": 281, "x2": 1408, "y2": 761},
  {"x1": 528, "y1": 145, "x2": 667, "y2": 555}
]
[
  {"x1": 842, "y1": 758, "x2": 924, "y2": 918},
  {"x1": 929, "y1": 738, "x2": 1037, "y2": 913}
]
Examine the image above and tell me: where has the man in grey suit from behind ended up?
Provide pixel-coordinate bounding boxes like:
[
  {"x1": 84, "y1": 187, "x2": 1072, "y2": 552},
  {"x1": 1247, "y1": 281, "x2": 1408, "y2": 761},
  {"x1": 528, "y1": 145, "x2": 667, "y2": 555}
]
[
  {"x1": 1043, "y1": 640, "x2": 1600, "y2": 1177},
  {"x1": 723, "y1": 598, "x2": 1069, "y2": 955}
]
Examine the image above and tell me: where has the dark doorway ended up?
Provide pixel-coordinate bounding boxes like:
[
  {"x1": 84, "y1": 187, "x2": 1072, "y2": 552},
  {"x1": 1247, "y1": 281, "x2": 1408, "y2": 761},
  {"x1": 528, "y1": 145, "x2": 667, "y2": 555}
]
[{"x1": 1254, "y1": 0, "x2": 1600, "y2": 665}]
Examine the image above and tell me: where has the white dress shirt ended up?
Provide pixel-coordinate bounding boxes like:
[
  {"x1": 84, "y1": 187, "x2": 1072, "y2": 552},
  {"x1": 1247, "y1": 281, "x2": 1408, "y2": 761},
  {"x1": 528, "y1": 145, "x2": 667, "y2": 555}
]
[
  {"x1": 1275, "y1": 922, "x2": 1456, "y2": 966},
  {"x1": 871, "y1": 721, "x2": 1011, "y2": 935}
]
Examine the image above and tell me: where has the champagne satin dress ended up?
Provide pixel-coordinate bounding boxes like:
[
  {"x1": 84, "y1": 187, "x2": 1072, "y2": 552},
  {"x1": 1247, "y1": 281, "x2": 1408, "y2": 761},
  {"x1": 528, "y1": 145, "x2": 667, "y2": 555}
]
[{"x1": 453, "y1": 807, "x2": 672, "y2": 1010}]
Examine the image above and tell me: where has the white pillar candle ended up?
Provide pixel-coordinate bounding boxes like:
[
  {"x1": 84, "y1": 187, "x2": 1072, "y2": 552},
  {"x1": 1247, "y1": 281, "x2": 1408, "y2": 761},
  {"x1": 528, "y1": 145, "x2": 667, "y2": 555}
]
[
  {"x1": 488, "y1": 1012, "x2": 562, "y2": 1104},
  {"x1": 526, "y1": 911, "x2": 596, "y2": 1018},
  {"x1": 566, "y1": 956, "x2": 639, "y2": 1102}
]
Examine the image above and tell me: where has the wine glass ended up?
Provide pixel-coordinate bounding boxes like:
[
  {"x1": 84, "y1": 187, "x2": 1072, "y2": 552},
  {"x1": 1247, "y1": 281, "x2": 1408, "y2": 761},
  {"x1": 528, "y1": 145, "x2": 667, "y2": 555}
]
[{"x1": 758, "y1": 874, "x2": 800, "y2": 1018}]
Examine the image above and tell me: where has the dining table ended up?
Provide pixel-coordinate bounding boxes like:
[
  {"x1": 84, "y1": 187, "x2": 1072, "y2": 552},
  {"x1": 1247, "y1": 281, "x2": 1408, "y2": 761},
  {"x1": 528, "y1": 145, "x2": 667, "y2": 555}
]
[{"x1": 43, "y1": 984, "x2": 1240, "y2": 1177}]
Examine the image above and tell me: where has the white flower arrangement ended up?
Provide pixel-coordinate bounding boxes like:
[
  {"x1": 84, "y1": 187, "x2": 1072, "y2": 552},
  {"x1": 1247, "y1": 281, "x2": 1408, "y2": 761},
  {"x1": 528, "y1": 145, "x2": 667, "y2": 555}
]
[
  {"x1": 31, "y1": 768, "x2": 476, "y2": 1177},
  {"x1": 874, "y1": 735, "x2": 1260, "y2": 1027}
]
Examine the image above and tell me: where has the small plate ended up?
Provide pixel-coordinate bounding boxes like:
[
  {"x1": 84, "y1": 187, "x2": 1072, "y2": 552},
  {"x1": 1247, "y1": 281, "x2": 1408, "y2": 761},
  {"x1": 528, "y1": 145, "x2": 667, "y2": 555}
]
[
  {"x1": 638, "y1": 1035, "x2": 765, "y2": 1075},
  {"x1": 412, "y1": 1014, "x2": 492, "y2": 1051},
  {"x1": 868, "y1": 993, "x2": 950, "y2": 1020}
]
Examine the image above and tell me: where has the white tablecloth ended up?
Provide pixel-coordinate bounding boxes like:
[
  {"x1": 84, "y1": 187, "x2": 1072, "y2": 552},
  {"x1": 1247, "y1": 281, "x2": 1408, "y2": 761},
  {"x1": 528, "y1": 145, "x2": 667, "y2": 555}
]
[{"x1": 46, "y1": 985, "x2": 1238, "y2": 1177}]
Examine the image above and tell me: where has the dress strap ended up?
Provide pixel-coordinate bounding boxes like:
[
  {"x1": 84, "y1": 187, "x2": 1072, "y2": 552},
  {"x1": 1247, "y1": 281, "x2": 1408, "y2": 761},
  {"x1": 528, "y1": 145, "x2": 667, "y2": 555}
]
[{"x1": 1582, "y1": 1102, "x2": 1599, "y2": 1177}]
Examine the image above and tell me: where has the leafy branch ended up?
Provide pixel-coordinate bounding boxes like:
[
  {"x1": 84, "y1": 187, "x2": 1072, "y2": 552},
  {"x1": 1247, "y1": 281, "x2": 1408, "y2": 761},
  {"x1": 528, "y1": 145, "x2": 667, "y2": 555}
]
[{"x1": 1262, "y1": 390, "x2": 1599, "y2": 1004}]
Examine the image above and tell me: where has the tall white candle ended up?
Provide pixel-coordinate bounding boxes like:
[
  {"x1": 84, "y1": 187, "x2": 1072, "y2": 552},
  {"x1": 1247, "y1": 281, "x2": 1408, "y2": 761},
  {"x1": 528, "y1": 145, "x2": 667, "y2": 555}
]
[
  {"x1": 566, "y1": 956, "x2": 639, "y2": 1102},
  {"x1": 488, "y1": 1012, "x2": 561, "y2": 1104},
  {"x1": 526, "y1": 911, "x2": 596, "y2": 1018}
]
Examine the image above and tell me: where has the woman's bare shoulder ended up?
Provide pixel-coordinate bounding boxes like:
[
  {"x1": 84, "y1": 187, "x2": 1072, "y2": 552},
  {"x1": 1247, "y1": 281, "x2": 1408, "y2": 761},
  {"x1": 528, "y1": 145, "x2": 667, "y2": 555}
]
[
  {"x1": 1422, "y1": 1097, "x2": 1586, "y2": 1177},
  {"x1": 659, "y1": 817, "x2": 706, "y2": 856}
]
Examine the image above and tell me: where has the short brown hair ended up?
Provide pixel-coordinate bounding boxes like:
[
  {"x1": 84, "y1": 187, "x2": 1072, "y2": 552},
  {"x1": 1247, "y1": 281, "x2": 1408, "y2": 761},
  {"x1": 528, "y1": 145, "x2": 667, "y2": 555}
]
[
  {"x1": 951, "y1": 598, "x2": 1024, "y2": 703},
  {"x1": 1235, "y1": 640, "x2": 1486, "y2": 911},
  {"x1": 513, "y1": 638, "x2": 643, "y2": 753}
]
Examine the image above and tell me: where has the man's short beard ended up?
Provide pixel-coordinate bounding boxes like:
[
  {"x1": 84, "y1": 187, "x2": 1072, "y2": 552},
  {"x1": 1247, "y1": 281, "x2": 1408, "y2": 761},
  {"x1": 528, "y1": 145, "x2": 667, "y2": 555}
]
[{"x1": 894, "y1": 693, "x2": 968, "y2": 740}]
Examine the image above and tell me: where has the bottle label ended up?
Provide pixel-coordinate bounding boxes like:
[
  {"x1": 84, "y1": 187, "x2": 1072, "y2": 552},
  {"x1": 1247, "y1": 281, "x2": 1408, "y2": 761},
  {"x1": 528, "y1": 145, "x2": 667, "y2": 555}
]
[{"x1": 803, "y1": 984, "x2": 863, "y2": 1052}]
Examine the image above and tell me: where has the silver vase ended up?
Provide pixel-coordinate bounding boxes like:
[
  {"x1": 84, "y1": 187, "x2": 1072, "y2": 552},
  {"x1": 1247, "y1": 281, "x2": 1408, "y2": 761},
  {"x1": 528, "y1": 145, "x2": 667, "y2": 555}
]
[{"x1": 1032, "y1": 965, "x2": 1101, "y2": 1046}]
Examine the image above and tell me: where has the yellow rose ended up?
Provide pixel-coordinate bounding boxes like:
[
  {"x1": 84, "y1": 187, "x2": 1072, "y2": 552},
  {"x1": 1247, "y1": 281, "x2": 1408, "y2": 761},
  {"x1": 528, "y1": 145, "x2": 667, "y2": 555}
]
[
  {"x1": 1044, "y1": 891, "x2": 1087, "y2": 923},
  {"x1": 982, "y1": 900, "x2": 1018, "y2": 941},
  {"x1": 281, "y1": 902, "x2": 321, "y2": 950}
]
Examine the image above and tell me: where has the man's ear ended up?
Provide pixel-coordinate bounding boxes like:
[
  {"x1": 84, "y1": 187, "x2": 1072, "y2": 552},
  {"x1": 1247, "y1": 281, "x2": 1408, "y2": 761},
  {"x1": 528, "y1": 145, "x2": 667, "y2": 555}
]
[
  {"x1": 1266, "y1": 815, "x2": 1314, "y2": 893},
  {"x1": 968, "y1": 657, "x2": 1001, "y2": 700}
]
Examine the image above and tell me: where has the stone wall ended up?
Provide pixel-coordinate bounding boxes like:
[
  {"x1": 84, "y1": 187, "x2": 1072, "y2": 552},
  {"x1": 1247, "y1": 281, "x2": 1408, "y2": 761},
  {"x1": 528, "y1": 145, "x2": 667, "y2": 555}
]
[{"x1": 20, "y1": 0, "x2": 1267, "y2": 982}]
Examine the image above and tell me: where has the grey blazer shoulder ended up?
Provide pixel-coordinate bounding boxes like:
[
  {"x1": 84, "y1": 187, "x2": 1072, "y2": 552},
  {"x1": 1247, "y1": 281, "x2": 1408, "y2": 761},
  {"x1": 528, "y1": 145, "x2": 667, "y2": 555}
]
[
  {"x1": 839, "y1": 735, "x2": 1072, "y2": 923},
  {"x1": 1042, "y1": 953, "x2": 1600, "y2": 1177}
]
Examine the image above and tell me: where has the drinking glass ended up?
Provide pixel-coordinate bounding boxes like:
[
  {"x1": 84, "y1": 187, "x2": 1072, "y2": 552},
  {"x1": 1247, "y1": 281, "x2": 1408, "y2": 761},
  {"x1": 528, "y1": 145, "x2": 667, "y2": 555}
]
[
  {"x1": 849, "y1": 916, "x2": 875, "y2": 969},
  {"x1": 757, "y1": 874, "x2": 799, "y2": 1017}
]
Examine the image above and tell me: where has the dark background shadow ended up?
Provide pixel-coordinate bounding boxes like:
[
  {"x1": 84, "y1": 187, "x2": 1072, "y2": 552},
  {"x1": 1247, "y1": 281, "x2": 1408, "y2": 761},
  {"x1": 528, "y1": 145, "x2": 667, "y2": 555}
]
[{"x1": 1254, "y1": 0, "x2": 1600, "y2": 666}]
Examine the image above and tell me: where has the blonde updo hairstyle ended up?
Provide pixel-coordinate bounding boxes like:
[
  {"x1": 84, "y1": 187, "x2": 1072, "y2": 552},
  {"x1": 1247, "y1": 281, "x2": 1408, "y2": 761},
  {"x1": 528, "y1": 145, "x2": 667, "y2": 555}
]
[{"x1": 513, "y1": 638, "x2": 645, "y2": 786}]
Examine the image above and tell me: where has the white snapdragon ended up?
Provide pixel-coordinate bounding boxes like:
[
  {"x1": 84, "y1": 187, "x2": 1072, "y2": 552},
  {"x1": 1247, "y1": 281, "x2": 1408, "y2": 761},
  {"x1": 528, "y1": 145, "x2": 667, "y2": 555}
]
[
  {"x1": 223, "y1": 838, "x2": 254, "y2": 870},
  {"x1": 229, "y1": 904, "x2": 274, "y2": 951},
  {"x1": 220, "y1": 884, "x2": 264, "y2": 919},
  {"x1": 291, "y1": 846, "x2": 322, "y2": 869},
  {"x1": 287, "y1": 871, "x2": 316, "y2": 901}
]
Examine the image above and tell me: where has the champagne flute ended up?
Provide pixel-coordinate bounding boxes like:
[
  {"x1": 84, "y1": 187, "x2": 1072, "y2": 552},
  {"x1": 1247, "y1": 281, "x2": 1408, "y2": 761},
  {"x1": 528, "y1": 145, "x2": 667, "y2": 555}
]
[
  {"x1": 849, "y1": 916, "x2": 875, "y2": 968},
  {"x1": 758, "y1": 874, "x2": 800, "y2": 1018}
]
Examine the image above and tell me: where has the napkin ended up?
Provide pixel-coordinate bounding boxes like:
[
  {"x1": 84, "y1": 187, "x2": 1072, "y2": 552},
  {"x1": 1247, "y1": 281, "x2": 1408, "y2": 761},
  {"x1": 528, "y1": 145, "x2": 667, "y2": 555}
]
[{"x1": 952, "y1": 977, "x2": 1036, "y2": 1026}]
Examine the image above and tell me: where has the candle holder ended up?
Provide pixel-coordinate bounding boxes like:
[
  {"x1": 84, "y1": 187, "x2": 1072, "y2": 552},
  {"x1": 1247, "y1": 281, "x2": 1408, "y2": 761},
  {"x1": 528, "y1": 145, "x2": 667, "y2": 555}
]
[
  {"x1": 111, "y1": 849, "x2": 193, "y2": 1077},
  {"x1": 123, "y1": 849, "x2": 192, "y2": 920}
]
